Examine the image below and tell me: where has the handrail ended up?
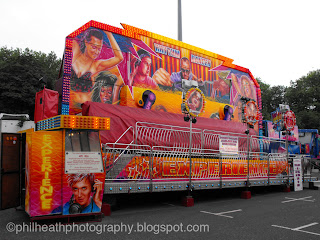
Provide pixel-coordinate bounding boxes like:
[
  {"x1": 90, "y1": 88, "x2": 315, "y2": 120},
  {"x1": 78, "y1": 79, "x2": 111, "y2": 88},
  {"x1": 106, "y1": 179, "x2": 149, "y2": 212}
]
[
  {"x1": 107, "y1": 121, "x2": 293, "y2": 161},
  {"x1": 114, "y1": 126, "x2": 134, "y2": 144},
  {"x1": 104, "y1": 142, "x2": 151, "y2": 166}
]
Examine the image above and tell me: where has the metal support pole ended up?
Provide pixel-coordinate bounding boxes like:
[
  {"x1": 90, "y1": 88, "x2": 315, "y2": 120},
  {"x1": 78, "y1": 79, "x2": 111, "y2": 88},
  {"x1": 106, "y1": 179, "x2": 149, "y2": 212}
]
[
  {"x1": 178, "y1": 0, "x2": 182, "y2": 41},
  {"x1": 219, "y1": 153, "x2": 222, "y2": 189},
  {"x1": 246, "y1": 125, "x2": 250, "y2": 189},
  {"x1": 150, "y1": 148, "x2": 153, "y2": 193},
  {"x1": 267, "y1": 154, "x2": 270, "y2": 186},
  {"x1": 285, "y1": 130, "x2": 290, "y2": 185},
  {"x1": 188, "y1": 119, "x2": 192, "y2": 196}
]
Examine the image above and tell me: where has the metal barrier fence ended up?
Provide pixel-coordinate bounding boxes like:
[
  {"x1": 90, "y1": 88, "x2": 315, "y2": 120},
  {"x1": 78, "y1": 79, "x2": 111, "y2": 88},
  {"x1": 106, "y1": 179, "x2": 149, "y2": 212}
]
[
  {"x1": 135, "y1": 122, "x2": 285, "y2": 154},
  {"x1": 102, "y1": 122, "x2": 315, "y2": 194},
  {"x1": 103, "y1": 143, "x2": 291, "y2": 181}
]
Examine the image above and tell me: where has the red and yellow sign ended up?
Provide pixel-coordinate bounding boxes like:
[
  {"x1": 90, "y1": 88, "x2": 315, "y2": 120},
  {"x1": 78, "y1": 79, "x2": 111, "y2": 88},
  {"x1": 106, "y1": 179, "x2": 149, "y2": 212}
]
[
  {"x1": 110, "y1": 156, "x2": 288, "y2": 180},
  {"x1": 25, "y1": 131, "x2": 63, "y2": 217},
  {"x1": 284, "y1": 110, "x2": 296, "y2": 131},
  {"x1": 243, "y1": 100, "x2": 259, "y2": 126},
  {"x1": 184, "y1": 88, "x2": 206, "y2": 117}
]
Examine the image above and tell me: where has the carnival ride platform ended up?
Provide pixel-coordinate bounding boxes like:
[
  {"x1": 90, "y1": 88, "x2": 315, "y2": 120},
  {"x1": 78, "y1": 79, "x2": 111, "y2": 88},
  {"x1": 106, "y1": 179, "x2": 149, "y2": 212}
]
[{"x1": 102, "y1": 122, "x2": 318, "y2": 195}]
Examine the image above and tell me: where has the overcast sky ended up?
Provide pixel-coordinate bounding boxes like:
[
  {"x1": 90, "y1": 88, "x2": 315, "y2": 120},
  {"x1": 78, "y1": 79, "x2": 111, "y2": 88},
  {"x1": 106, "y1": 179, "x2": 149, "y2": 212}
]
[{"x1": 1, "y1": 0, "x2": 319, "y2": 86}]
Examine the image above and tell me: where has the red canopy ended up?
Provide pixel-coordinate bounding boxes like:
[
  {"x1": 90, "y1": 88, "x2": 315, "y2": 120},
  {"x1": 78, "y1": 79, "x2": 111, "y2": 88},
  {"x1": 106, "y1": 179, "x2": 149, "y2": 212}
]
[{"x1": 82, "y1": 102, "x2": 257, "y2": 147}]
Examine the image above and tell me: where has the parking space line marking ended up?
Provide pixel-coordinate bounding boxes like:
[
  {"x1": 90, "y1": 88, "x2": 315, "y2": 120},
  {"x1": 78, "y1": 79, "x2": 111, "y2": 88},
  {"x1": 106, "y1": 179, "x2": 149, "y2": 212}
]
[
  {"x1": 294, "y1": 229, "x2": 320, "y2": 236},
  {"x1": 292, "y1": 222, "x2": 319, "y2": 231},
  {"x1": 272, "y1": 225, "x2": 292, "y2": 230},
  {"x1": 292, "y1": 199, "x2": 315, "y2": 202},
  {"x1": 200, "y1": 209, "x2": 242, "y2": 218},
  {"x1": 281, "y1": 196, "x2": 315, "y2": 203},
  {"x1": 272, "y1": 223, "x2": 320, "y2": 236},
  {"x1": 163, "y1": 203, "x2": 175, "y2": 207},
  {"x1": 200, "y1": 211, "x2": 233, "y2": 218}
]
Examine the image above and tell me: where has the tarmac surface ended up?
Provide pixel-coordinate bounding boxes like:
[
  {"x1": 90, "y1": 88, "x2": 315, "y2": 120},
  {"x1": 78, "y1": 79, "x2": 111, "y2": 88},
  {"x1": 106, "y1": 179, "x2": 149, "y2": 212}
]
[{"x1": 1, "y1": 173, "x2": 320, "y2": 240}]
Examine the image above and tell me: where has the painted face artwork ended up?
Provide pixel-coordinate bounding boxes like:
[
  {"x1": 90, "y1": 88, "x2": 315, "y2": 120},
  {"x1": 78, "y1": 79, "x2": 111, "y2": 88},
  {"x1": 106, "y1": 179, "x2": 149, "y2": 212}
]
[
  {"x1": 138, "y1": 56, "x2": 152, "y2": 77},
  {"x1": 241, "y1": 76, "x2": 252, "y2": 99},
  {"x1": 71, "y1": 178, "x2": 92, "y2": 207},
  {"x1": 187, "y1": 89, "x2": 203, "y2": 115},
  {"x1": 191, "y1": 91, "x2": 201, "y2": 110},
  {"x1": 100, "y1": 85, "x2": 113, "y2": 103},
  {"x1": 85, "y1": 36, "x2": 103, "y2": 60},
  {"x1": 181, "y1": 60, "x2": 191, "y2": 80},
  {"x1": 247, "y1": 101, "x2": 257, "y2": 120}
]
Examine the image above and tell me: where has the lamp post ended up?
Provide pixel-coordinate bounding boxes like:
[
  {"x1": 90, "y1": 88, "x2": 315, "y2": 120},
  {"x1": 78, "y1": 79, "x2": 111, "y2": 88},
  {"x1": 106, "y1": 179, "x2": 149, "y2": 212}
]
[
  {"x1": 181, "y1": 87, "x2": 205, "y2": 206},
  {"x1": 178, "y1": 0, "x2": 182, "y2": 41},
  {"x1": 283, "y1": 110, "x2": 296, "y2": 189},
  {"x1": 241, "y1": 97, "x2": 259, "y2": 198},
  {"x1": 184, "y1": 114, "x2": 196, "y2": 196}
]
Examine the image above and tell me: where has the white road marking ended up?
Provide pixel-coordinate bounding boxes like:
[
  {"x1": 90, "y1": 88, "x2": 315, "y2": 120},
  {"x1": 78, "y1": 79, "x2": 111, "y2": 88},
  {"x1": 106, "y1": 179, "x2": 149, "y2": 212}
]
[
  {"x1": 281, "y1": 196, "x2": 315, "y2": 203},
  {"x1": 272, "y1": 225, "x2": 292, "y2": 230},
  {"x1": 200, "y1": 209, "x2": 242, "y2": 218},
  {"x1": 292, "y1": 222, "x2": 319, "y2": 231},
  {"x1": 163, "y1": 203, "x2": 175, "y2": 207},
  {"x1": 272, "y1": 223, "x2": 320, "y2": 236},
  {"x1": 294, "y1": 229, "x2": 320, "y2": 236}
]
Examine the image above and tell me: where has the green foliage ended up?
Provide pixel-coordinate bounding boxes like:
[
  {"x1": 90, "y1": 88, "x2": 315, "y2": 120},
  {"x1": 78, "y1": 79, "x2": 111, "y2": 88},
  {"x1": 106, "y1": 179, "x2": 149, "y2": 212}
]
[
  {"x1": 257, "y1": 69, "x2": 320, "y2": 131},
  {"x1": 285, "y1": 70, "x2": 320, "y2": 130},
  {"x1": 0, "y1": 47, "x2": 61, "y2": 119},
  {"x1": 256, "y1": 78, "x2": 286, "y2": 121}
]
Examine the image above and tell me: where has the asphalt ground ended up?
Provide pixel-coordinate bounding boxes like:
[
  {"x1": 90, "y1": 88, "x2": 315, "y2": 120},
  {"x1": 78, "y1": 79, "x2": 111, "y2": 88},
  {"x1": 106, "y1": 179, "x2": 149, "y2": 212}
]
[{"x1": 1, "y1": 182, "x2": 320, "y2": 240}]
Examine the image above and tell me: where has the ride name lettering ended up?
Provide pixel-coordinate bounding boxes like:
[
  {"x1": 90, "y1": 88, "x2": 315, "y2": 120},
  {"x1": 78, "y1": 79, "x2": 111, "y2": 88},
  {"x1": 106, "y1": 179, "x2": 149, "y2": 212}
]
[
  {"x1": 40, "y1": 134, "x2": 53, "y2": 210},
  {"x1": 154, "y1": 43, "x2": 180, "y2": 59}
]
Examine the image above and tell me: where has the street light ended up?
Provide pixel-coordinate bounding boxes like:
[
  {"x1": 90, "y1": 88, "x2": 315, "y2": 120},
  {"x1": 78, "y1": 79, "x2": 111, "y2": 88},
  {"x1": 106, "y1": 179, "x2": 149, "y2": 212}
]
[{"x1": 178, "y1": 0, "x2": 182, "y2": 41}]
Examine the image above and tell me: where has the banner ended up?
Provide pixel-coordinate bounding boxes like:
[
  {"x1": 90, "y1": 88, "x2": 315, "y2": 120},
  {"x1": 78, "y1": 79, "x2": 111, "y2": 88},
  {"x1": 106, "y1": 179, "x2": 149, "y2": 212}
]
[
  {"x1": 293, "y1": 157, "x2": 303, "y2": 191},
  {"x1": 26, "y1": 131, "x2": 63, "y2": 217},
  {"x1": 106, "y1": 156, "x2": 289, "y2": 180}
]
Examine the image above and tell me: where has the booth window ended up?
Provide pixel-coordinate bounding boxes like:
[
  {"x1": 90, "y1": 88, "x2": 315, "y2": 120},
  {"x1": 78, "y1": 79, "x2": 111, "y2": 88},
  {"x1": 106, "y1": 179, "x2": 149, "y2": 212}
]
[{"x1": 65, "y1": 130, "x2": 101, "y2": 152}]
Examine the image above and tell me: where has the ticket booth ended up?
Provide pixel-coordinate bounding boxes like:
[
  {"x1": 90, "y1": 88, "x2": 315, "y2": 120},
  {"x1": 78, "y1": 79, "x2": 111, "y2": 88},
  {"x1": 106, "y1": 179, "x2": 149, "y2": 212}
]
[{"x1": 24, "y1": 115, "x2": 109, "y2": 218}]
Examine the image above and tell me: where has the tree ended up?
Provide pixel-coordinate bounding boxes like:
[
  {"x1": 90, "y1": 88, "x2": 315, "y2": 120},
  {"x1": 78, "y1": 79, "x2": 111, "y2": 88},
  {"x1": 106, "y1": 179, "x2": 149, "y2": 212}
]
[
  {"x1": 0, "y1": 47, "x2": 61, "y2": 119},
  {"x1": 256, "y1": 78, "x2": 286, "y2": 121},
  {"x1": 285, "y1": 70, "x2": 320, "y2": 130}
]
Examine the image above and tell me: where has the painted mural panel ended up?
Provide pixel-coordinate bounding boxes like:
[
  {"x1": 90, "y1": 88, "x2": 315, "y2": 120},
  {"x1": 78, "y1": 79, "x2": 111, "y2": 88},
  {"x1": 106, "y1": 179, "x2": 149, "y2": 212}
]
[
  {"x1": 67, "y1": 26, "x2": 259, "y2": 128},
  {"x1": 26, "y1": 130, "x2": 63, "y2": 217},
  {"x1": 69, "y1": 28, "x2": 127, "y2": 114},
  {"x1": 59, "y1": 172, "x2": 105, "y2": 215}
]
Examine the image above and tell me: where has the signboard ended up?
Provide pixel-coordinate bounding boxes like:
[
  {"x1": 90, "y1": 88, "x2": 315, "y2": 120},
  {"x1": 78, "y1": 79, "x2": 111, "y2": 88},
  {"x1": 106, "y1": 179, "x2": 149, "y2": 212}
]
[
  {"x1": 25, "y1": 131, "x2": 63, "y2": 217},
  {"x1": 184, "y1": 88, "x2": 206, "y2": 117},
  {"x1": 243, "y1": 100, "x2": 259, "y2": 126},
  {"x1": 271, "y1": 109, "x2": 281, "y2": 124},
  {"x1": 65, "y1": 152, "x2": 104, "y2": 174},
  {"x1": 267, "y1": 121, "x2": 280, "y2": 139},
  {"x1": 219, "y1": 136, "x2": 238, "y2": 154},
  {"x1": 281, "y1": 125, "x2": 299, "y2": 142},
  {"x1": 284, "y1": 110, "x2": 296, "y2": 131},
  {"x1": 106, "y1": 156, "x2": 289, "y2": 179},
  {"x1": 293, "y1": 157, "x2": 303, "y2": 191}
]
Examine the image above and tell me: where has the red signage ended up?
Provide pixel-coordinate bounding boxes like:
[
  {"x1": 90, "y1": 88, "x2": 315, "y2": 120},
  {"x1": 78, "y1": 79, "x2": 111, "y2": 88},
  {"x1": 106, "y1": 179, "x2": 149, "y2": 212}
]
[
  {"x1": 284, "y1": 110, "x2": 296, "y2": 131},
  {"x1": 243, "y1": 100, "x2": 259, "y2": 126}
]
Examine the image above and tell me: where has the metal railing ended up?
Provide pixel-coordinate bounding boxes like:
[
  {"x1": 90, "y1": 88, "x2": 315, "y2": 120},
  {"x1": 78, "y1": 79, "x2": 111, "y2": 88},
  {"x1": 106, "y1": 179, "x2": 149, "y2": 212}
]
[
  {"x1": 102, "y1": 122, "x2": 313, "y2": 190},
  {"x1": 103, "y1": 143, "x2": 291, "y2": 182}
]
